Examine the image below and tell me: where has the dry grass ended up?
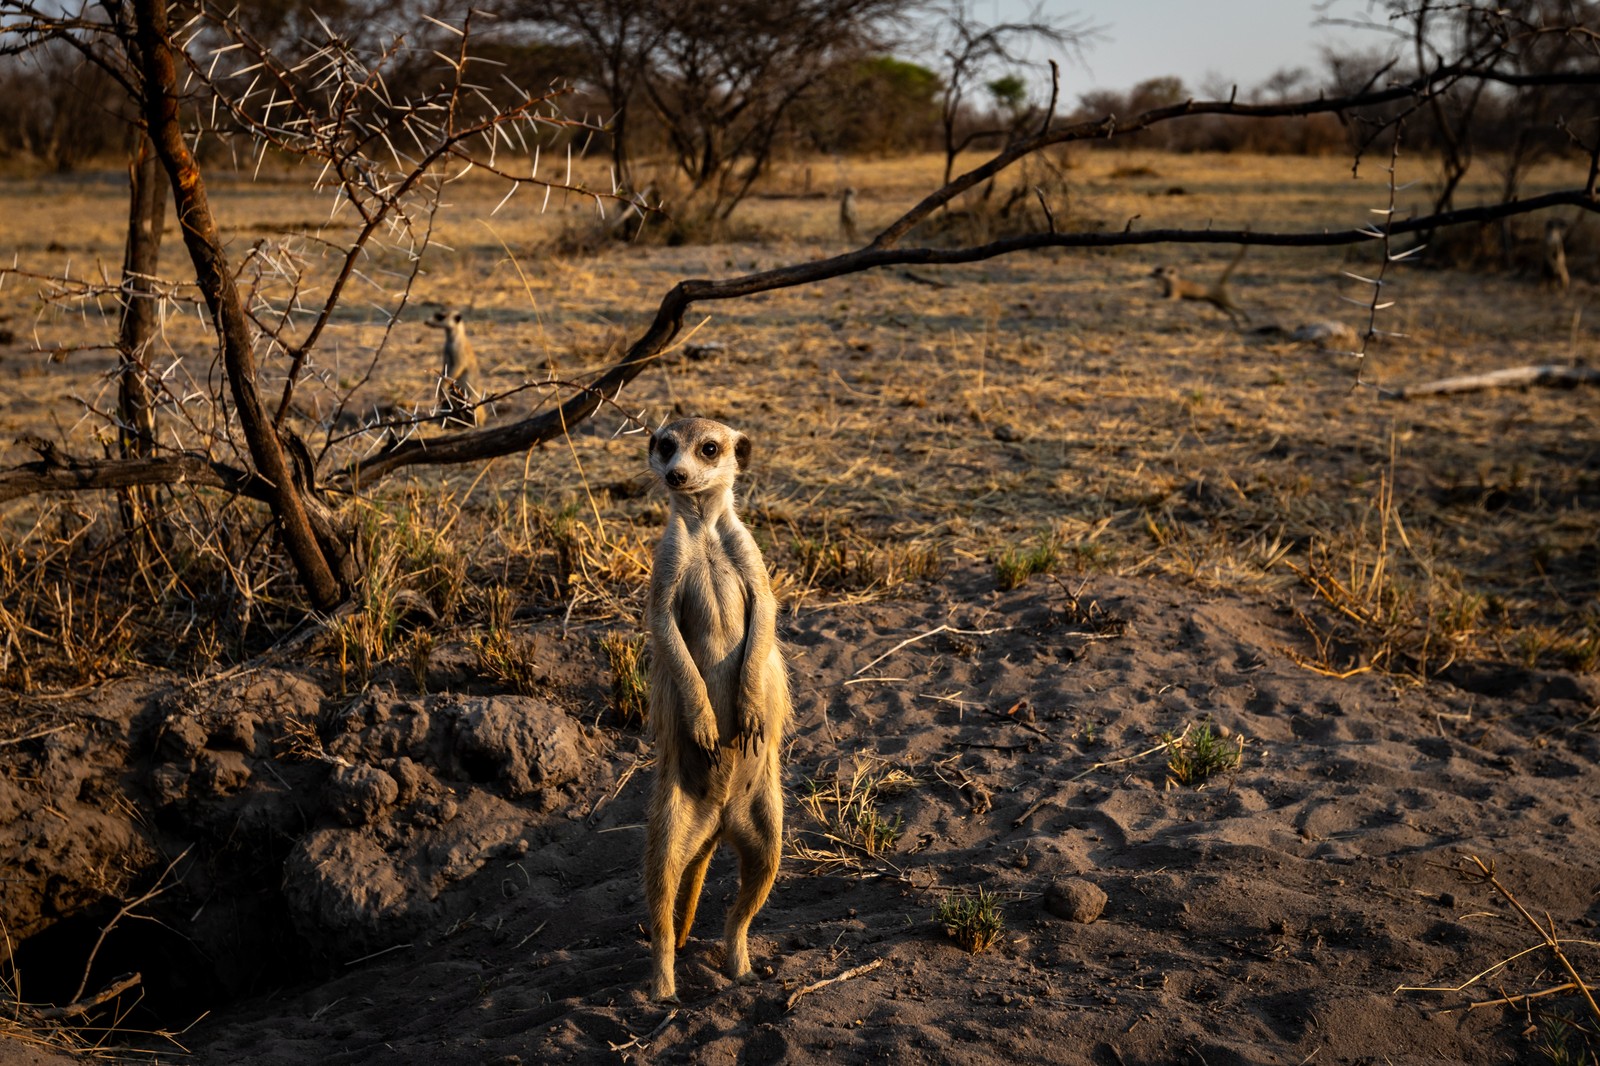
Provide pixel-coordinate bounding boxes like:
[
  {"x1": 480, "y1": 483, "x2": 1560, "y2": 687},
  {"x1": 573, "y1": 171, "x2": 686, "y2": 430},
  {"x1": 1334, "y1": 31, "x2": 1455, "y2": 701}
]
[
  {"x1": 0, "y1": 149, "x2": 1596, "y2": 691},
  {"x1": 600, "y1": 630, "x2": 648, "y2": 726},
  {"x1": 793, "y1": 758, "x2": 918, "y2": 870},
  {"x1": 1398, "y1": 855, "x2": 1600, "y2": 1063}
]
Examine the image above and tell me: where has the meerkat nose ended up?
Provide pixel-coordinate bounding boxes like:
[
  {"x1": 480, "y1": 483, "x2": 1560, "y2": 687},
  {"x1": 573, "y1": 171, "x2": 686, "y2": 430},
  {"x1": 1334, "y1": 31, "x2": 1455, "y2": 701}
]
[{"x1": 665, "y1": 469, "x2": 687, "y2": 488}]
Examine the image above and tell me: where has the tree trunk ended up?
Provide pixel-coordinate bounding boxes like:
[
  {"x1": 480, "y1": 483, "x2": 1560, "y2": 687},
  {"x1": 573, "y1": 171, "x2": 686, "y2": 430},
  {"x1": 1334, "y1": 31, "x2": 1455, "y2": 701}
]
[
  {"x1": 117, "y1": 134, "x2": 164, "y2": 463},
  {"x1": 115, "y1": 133, "x2": 166, "y2": 541},
  {"x1": 129, "y1": 0, "x2": 349, "y2": 610}
]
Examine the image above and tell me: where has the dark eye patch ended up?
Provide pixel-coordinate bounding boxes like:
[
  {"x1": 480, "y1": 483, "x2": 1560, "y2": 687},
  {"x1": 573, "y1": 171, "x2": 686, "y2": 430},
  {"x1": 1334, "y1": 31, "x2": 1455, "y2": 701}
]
[
  {"x1": 700, "y1": 440, "x2": 719, "y2": 459},
  {"x1": 655, "y1": 436, "x2": 677, "y2": 461}
]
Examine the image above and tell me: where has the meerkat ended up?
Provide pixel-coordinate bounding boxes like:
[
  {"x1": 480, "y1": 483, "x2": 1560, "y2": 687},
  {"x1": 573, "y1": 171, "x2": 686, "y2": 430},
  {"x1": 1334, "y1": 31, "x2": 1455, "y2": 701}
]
[
  {"x1": 1543, "y1": 219, "x2": 1570, "y2": 292},
  {"x1": 424, "y1": 309, "x2": 483, "y2": 427},
  {"x1": 1150, "y1": 245, "x2": 1249, "y2": 325},
  {"x1": 642, "y1": 417, "x2": 790, "y2": 1003},
  {"x1": 839, "y1": 187, "x2": 859, "y2": 243}
]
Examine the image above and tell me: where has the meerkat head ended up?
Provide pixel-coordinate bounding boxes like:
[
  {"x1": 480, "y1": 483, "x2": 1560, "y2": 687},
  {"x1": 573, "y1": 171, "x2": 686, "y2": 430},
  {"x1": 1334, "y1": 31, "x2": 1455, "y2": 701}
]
[
  {"x1": 648, "y1": 417, "x2": 750, "y2": 496},
  {"x1": 426, "y1": 309, "x2": 465, "y2": 331}
]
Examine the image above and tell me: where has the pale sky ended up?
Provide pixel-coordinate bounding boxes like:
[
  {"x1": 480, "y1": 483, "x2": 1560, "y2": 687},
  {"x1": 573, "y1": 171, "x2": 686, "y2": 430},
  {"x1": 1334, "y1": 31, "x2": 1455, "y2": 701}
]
[{"x1": 986, "y1": 0, "x2": 1392, "y2": 99}]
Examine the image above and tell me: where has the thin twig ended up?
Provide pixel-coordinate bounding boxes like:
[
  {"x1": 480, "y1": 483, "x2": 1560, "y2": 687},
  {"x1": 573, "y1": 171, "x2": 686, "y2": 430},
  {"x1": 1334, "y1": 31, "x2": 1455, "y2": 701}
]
[
  {"x1": 31, "y1": 973, "x2": 142, "y2": 1021},
  {"x1": 1463, "y1": 854, "x2": 1600, "y2": 1027},
  {"x1": 1068, "y1": 724, "x2": 1192, "y2": 783},
  {"x1": 785, "y1": 957, "x2": 884, "y2": 1011},
  {"x1": 70, "y1": 847, "x2": 190, "y2": 1005},
  {"x1": 853, "y1": 624, "x2": 1012, "y2": 676},
  {"x1": 1466, "y1": 981, "x2": 1599, "y2": 1011}
]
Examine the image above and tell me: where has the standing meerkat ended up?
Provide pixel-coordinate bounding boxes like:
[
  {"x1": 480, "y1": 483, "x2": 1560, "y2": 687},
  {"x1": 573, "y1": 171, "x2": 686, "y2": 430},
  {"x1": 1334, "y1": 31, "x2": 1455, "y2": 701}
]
[
  {"x1": 1543, "y1": 218, "x2": 1571, "y2": 292},
  {"x1": 1150, "y1": 245, "x2": 1249, "y2": 325},
  {"x1": 839, "y1": 187, "x2": 859, "y2": 243},
  {"x1": 424, "y1": 309, "x2": 483, "y2": 427},
  {"x1": 642, "y1": 417, "x2": 790, "y2": 1003}
]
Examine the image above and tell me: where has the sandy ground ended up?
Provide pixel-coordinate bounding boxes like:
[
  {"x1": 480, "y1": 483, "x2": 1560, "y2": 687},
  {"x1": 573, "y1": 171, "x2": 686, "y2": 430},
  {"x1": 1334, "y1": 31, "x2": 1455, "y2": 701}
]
[{"x1": 4, "y1": 564, "x2": 1598, "y2": 1064}]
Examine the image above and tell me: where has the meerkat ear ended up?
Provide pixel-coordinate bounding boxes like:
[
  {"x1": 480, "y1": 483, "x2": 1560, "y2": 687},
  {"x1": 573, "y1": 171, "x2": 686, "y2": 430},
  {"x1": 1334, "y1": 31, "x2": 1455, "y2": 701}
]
[{"x1": 734, "y1": 433, "x2": 751, "y2": 471}]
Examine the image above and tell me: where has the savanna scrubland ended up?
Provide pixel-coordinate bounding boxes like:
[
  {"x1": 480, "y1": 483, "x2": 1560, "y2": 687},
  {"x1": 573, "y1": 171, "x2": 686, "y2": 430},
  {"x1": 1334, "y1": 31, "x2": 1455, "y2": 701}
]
[{"x1": 1, "y1": 142, "x2": 1596, "y2": 1065}]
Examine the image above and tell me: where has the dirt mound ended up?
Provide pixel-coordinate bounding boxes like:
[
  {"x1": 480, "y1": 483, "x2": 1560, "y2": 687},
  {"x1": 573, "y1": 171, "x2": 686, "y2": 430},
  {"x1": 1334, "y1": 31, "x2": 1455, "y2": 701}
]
[
  {"x1": 4, "y1": 568, "x2": 1598, "y2": 1064},
  {"x1": 1, "y1": 667, "x2": 605, "y2": 1028}
]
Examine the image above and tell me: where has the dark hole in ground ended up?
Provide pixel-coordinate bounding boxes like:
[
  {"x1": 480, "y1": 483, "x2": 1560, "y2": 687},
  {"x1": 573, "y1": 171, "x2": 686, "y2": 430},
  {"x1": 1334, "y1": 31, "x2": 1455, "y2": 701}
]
[{"x1": 9, "y1": 881, "x2": 314, "y2": 1035}]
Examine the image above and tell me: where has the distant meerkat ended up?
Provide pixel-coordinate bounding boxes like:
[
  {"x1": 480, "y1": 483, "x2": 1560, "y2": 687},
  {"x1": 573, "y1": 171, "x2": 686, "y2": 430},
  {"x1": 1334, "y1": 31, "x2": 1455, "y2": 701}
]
[
  {"x1": 642, "y1": 417, "x2": 790, "y2": 1003},
  {"x1": 424, "y1": 309, "x2": 483, "y2": 427},
  {"x1": 839, "y1": 187, "x2": 859, "y2": 243},
  {"x1": 1150, "y1": 245, "x2": 1249, "y2": 325},
  {"x1": 1543, "y1": 218, "x2": 1570, "y2": 292}
]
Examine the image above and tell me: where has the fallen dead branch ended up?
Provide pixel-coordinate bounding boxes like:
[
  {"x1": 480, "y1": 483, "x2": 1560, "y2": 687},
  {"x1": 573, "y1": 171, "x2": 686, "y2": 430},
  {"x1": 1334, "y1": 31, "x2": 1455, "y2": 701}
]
[
  {"x1": 785, "y1": 957, "x2": 884, "y2": 1011},
  {"x1": 1385, "y1": 364, "x2": 1600, "y2": 400}
]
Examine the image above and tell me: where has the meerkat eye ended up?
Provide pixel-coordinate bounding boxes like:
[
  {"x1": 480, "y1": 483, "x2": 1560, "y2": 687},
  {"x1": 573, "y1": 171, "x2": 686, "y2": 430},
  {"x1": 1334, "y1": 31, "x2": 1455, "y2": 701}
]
[
  {"x1": 655, "y1": 437, "x2": 676, "y2": 461},
  {"x1": 700, "y1": 440, "x2": 719, "y2": 459}
]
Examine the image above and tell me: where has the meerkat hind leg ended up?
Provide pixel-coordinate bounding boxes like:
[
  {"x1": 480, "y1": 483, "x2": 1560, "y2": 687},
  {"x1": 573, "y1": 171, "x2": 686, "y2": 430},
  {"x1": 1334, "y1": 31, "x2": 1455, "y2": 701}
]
[
  {"x1": 674, "y1": 833, "x2": 717, "y2": 949},
  {"x1": 720, "y1": 776, "x2": 782, "y2": 983},
  {"x1": 646, "y1": 794, "x2": 719, "y2": 1002}
]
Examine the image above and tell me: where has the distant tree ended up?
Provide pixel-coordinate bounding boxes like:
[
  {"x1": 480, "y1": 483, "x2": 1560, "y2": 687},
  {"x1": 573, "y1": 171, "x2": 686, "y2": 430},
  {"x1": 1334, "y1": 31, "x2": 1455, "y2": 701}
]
[
  {"x1": 638, "y1": 0, "x2": 911, "y2": 220},
  {"x1": 986, "y1": 74, "x2": 1028, "y2": 122},
  {"x1": 509, "y1": 0, "x2": 913, "y2": 216},
  {"x1": 0, "y1": 39, "x2": 129, "y2": 169},
  {"x1": 795, "y1": 54, "x2": 943, "y2": 156},
  {"x1": 503, "y1": 0, "x2": 663, "y2": 191},
  {"x1": 933, "y1": 0, "x2": 1096, "y2": 185}
]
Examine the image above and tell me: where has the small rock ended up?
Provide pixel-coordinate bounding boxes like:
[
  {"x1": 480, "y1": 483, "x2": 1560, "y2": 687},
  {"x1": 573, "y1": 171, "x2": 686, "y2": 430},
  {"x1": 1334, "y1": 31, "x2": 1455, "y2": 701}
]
[
  {"x1": 324, "y1": 763, "x2": 400, "y2": 827},
  {"x1": 453, "y1": 697, "x2": 587, "y2": 798},
  {"x1": 1438, "y1": 892, "x2": 1456, "y2": 908},
  {"x1": 992, "y1": 424, "x2": 1025, "y2": 443},
  {"x1": 683, "y1": 342, "x2": 725, "y2": 362},
  {"x1": 1288, "y1": 320, "x2": 1357, "y2": 346},
  {"x1": 1044, "y1": 878, "x2": 1107, "y2": 923}
]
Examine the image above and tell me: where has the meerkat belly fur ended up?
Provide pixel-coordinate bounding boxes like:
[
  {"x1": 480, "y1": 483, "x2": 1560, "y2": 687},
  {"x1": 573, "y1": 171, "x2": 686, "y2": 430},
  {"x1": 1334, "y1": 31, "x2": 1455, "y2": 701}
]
[{"x1": 642, "y1": 417, "x2": 790, "y2": 1003}]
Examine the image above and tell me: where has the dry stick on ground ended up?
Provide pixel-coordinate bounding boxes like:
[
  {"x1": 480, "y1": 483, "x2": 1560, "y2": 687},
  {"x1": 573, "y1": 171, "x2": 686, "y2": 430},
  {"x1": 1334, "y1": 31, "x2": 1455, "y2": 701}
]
[
  {"x1": 1462, "y1": 854, "x2": 1600, "y2": 1027},
  {"x1": 853, "y1": 624, "x2": 1014, "y2": 677},
  {"x1": 785, "y1": 957, "x2": 884, "y2": 1012},
  {"x1": 1467, "y1": 980, "x2": 1600, "y2": 1012},
  {"x1": 607, "y1": 1009, "x2": 680, "y2": 1053},
  {"x1": 1396, "y1": 857, "x2": 1600, "y2": 1024},
  {"x1": 1012, "y1": 725, "x2": 1194, "y2": 827},
  {"x1": 1385, "y1": 364, "x2": 1600, "y2": 400},
  {"x1": 67, "y1": 846, "x2": 190, "y2": 1006},
  {"x1": 30, "y1": 973, "x2": 142, "y2": 1022}
]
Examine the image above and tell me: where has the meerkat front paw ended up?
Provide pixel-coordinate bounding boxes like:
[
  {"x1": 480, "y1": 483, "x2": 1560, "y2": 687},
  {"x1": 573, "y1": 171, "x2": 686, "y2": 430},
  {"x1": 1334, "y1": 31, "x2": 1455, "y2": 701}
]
[
  {"x1": 686, "y1": 708, "x2": 721, "y2": 760},
  {"x1": 734, "y1": 702, "x2": 765, "y2": 751}
]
